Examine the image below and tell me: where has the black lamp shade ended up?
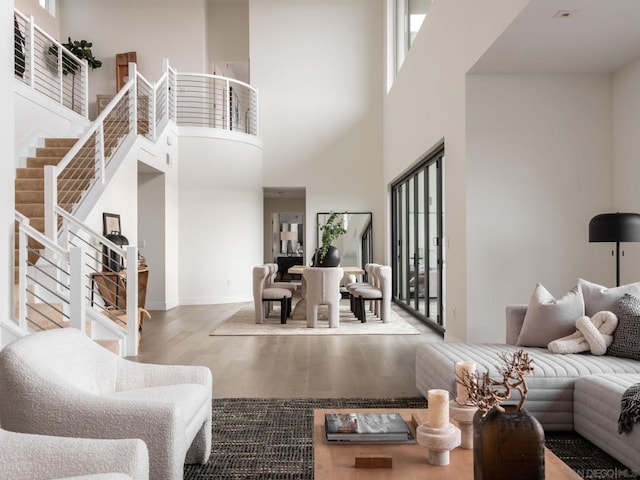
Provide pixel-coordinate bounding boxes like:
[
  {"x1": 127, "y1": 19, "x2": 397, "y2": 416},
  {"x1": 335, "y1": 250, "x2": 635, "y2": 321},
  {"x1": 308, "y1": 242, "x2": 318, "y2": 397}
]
[{"x1": 589, "y1": 213, "x2": 640, "y2": 243}]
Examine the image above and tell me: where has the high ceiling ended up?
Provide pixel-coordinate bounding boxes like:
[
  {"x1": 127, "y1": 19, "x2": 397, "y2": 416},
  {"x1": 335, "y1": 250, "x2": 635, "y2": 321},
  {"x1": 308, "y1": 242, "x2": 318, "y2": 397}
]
[{"x1": 470, "y1": 0, "x2": 640, "y2": 74}]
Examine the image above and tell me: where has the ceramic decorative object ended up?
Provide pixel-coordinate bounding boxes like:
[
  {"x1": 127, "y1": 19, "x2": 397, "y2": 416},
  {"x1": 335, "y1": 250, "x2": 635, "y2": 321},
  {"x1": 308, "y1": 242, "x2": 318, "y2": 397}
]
[
  {"x1": 314, "y1": 211, "x2": 346, "y2": 267},
  {"x1": 416, "y1": 389, "x2": 461, "y2": 466},
  {"x1": 312, "y1": 245, "x2": 340, "y2": 267},
  {"x1": 473, "y1": 405, "x2": 544, "y2": 480}
]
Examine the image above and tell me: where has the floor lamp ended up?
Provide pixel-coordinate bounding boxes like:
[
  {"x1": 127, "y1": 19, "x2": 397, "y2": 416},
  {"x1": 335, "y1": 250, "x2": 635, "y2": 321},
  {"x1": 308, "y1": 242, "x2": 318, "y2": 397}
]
[{"x1": 589, "y1": 212, "x2": 640, "y2": 286}]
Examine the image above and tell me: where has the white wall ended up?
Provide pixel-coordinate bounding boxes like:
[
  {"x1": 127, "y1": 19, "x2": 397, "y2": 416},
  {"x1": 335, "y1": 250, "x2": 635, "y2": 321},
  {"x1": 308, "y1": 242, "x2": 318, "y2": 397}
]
[
  {"x1": 250, "y1": 0, "x2": 385, "y2": 265},
  {"x1": 84, "y1": 160, "x2": 139, "y2": 254},
  {"x1": 207, "y1": 1, "x2": 248, "y2": 70},
  {"x1": 384, "y1": 0, "x2": 528, "y2": 341},
  {"x1": 77, "y1": 123, "x2": 180, "y2": 311},
  {"x1": 15, "y1": 0, "x2": 59, "y2": 39},
  {"x1": 466, "y1": 74, "x2": 613, "y2": 342},
  {"x1": 59, "y1": 0, "x2": 207, "y2": 117},
  {"x1": 178, "y1": 133, "x2": 263, "y2": 304},
  {"x1": 2, "y1": 1, "x2": 16, "y2": 339},
  {"x1": 612, "y1": 56, "x2": 640, "y2": 285},
  {"x1": 14, "y1": 83, "x2": 89, "y2": 162}
]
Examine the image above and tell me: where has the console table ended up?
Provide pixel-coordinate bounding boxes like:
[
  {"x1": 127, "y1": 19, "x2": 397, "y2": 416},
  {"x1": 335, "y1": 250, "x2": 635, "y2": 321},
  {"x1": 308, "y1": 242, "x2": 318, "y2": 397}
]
[{"x1": 276, "y1": 256, "x2": 303, "y2": 281}]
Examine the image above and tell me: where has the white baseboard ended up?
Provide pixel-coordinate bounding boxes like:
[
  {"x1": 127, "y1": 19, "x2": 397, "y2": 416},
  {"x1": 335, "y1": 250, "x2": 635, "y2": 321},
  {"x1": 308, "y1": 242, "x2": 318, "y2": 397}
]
[{"x1": 179, "y1": 295, "x2": 252, "y2": 305}]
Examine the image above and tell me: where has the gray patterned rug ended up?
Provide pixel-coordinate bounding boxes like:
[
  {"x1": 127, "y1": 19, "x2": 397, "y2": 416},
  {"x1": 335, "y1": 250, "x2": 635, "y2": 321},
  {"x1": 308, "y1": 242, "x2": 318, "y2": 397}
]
[{"x1": 184, "y1": 397, "x2": 639, "y2": 479}]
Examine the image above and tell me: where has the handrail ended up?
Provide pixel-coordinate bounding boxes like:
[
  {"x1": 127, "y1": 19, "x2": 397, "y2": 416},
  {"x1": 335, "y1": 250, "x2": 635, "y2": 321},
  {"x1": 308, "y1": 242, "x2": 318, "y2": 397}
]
[
  {"x1": 17, "y1": 212, "x2": 69, "y2": 261},
  {"x1": 14, "y1": 9, "x2": 89, "y2": 116},
  {"x1": 14, "y1": 9, "x2": 262, "y2": 354},
  {"x1": 15, "y1": 212, "x2": 71, "y2": 332},
  {"x1": 175, "y1": 71, "x2": 259, "y2": 134},
  {"x1": 55, "y1": 206, "x2": 138, "y2": 355},
  {"x1": 44, "y1": 74, "x2": 139, "y2": 240},
  {"x1": 176, "y1": 72, "x2": 256, "y2": 91},
  {"x1": 53, "y1": 76, "x2": 136, "y2": 179},
  {"x1": 55, "y1": 206, "x2": 126, "y2": 256},
  {"x1": 86, "y1": 308, "x2": 127, "y2": 338}
]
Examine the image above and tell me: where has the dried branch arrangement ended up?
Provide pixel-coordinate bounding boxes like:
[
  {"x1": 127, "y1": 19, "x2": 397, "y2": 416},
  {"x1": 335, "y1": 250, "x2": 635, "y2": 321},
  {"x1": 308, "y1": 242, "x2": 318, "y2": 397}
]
[{"x1": 456, "y1": 350, "x2": 534, "y2": 416}]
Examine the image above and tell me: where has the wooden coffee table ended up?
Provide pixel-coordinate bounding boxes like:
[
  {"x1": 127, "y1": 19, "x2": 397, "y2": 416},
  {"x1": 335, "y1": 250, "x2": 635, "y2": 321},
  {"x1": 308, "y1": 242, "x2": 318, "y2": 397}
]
[{"x1": 314, "y1": 409, "x2": 582, "y2": 479}]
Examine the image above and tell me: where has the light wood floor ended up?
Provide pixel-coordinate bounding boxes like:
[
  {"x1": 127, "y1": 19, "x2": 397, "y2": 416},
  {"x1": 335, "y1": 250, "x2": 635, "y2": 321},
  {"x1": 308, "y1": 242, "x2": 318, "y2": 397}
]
[{"x1": 134, "y1": 299, "x2": 443, "y2": 399}]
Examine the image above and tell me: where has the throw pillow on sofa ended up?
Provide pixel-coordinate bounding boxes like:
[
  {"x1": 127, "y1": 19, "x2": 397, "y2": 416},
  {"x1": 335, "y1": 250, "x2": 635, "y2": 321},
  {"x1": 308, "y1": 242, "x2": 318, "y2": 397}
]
[
  {"x1": 517, "y1": 283, "x2": 584, "y2": 348},
  {"x1": 608, "y1": 293, "x2": 640, "y2": 360},
  {"x1": 578, "y1": 278, "x2": 640, "y2": 317}
]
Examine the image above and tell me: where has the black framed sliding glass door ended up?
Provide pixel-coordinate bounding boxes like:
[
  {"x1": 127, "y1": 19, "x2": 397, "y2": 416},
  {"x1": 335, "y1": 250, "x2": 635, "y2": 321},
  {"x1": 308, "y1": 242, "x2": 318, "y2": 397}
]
[{"x1": 391, "y1": 146, "x2": 444, "y2": 330}]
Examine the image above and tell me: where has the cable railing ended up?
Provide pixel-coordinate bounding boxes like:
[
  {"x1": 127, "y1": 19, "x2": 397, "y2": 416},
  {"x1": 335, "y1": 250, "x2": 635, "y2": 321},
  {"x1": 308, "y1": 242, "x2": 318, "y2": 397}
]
[
  {"x1": 57, "y1": 207, "x2": 137, "y2": 355},
  {"x1": 15, "y1": 212, "x2": 71, "y2": 332},
  {"x1": 14, "y1": 9, "x2": 88, "y2": 116},
  {"x1": 15, "y1": 211, "x2": 130, "y2": 353},
  {"x1": 13, "y1": 10, "x2": 260, "y2": 355},
  {"x1": 44, "y1": 79, "x2": 135, "y2": 233},
  {"x1": 176, "y1": 73, "x2": 259, "y2": 135},
  {"x1": 137, "y1": 73, "x2": 154, "y2": 141}
]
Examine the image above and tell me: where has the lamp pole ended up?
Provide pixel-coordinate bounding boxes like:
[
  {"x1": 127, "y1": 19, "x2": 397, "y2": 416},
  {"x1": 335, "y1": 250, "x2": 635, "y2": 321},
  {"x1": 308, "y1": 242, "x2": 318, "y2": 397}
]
[{"x1": 615, "y1": 241, "x2": 621, "y2": 287}]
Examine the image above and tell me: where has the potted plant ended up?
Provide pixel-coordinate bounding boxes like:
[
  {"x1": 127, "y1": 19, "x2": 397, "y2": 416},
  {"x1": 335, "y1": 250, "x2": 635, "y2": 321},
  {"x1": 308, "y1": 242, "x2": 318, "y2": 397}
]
[
  {"x1": 456, "y1": 350, "x2": 544, "y2": 480},
  {"x1": 313, "y1": 211, "x2": 347, "y2": 267},
  {"x1": 48, "y1": 37, "x2": 102, "y2": 110}
]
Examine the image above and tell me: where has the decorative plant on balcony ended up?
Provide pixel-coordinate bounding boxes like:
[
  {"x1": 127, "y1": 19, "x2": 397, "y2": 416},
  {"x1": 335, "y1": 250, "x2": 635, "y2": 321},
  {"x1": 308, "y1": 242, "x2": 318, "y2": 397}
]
[
  {"x1": 48, "y1": 37, "x2": 102, "y2": 109},
  {"x1": 455, "y1": 349, "x2": 534, "y2": 415},
  {"x1": 316, "y1": 211, "x2": 347, "y2": 264}
]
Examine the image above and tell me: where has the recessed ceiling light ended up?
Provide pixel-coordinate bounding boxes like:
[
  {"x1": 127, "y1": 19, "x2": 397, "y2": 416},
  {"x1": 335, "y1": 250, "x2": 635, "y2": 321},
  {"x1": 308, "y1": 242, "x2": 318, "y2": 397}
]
[{"x1": 553, "y1": 10, "x2": 578, "y2": 19}]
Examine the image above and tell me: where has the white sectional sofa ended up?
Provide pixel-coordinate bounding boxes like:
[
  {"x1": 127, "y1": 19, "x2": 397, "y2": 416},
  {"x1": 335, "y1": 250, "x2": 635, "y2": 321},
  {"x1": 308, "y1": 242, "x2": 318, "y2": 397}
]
[{"x1": 415, "y1": 304, "x2": 640, "y2": 470}]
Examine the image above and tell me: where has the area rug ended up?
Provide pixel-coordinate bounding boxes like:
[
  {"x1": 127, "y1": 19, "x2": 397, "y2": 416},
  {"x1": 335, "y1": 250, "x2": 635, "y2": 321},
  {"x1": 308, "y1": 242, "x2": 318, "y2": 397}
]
[
  {"x1": 184, "y1": 397, "x2": 640, "y2": 480},
  {"x1": 209, "y1": 302, "x2": 420, "y2": 336}
]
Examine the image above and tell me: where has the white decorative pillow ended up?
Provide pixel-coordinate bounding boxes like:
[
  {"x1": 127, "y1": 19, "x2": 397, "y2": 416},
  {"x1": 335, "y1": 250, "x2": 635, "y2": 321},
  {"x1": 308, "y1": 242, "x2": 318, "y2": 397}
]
[
  {"x1": 578, "y1": 278, "x2": 640, "y2": 317},
  {"x1": 547, "y1": 311, "x2": 618, "y2": 355},
  {"x1": 517, "y1": 283, "x2": 584, "y2": 348}
]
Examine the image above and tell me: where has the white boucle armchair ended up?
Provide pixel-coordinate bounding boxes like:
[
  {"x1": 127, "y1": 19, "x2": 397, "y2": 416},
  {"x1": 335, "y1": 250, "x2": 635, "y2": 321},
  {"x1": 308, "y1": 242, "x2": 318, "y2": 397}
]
[
  {"x1": 0, "y1": 328, "x2": 212, "y2": 480},
  {"x1": 0, "y1": 428, "x2": 148, "y2": 480}
]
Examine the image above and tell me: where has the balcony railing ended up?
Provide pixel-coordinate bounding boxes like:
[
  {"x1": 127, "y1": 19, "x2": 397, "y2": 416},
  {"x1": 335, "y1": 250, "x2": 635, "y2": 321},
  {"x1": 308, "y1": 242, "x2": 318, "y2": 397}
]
[
  {"x1": 176, "y1": 73, "x2": 259, "y2": 135},
  {"x1": 14, "y1": 9, "x2": 89, "y2": 116}
]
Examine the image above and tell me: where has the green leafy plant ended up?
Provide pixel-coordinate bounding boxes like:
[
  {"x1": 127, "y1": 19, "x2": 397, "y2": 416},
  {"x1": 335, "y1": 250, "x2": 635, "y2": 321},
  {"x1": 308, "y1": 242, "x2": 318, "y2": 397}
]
[
  {"x1": 49, "y1": 37, "x2": 102, "y2": 74},
  {"x1": 317, "y1": 211, "x2": 347, "y2": 263},
  {"x1": 48, "y1": 37, "x2": 102, "y2": 109}
]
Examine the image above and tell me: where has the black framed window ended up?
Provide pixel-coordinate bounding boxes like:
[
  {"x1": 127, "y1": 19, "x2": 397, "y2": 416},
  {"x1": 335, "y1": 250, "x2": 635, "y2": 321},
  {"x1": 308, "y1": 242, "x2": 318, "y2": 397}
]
[{"x1": 391, "y1": 145, "x2": 444, "y2": 331}]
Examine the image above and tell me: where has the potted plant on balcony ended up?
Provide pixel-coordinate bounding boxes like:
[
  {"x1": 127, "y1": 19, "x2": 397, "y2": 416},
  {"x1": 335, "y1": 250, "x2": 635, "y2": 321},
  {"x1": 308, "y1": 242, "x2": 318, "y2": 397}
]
[
  {"x1": 313, "y1": 211, "x2": 347, "y2": 267},
  {"x1": 48, "y1": 37, "x2": 102, "y2": 110}
]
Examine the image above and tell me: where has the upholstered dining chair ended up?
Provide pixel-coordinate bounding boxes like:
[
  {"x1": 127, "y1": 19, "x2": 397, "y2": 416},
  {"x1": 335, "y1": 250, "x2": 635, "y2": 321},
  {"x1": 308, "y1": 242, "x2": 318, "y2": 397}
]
[
  {"x1": 264, "y1": 263, "x2": 297, "y2": 317},
  {"x1": 303, "y1": 267, "x2": 344, "y2": 328},
  {"x1": 347, "y1": 263, "x2": 378, "y2": 316},
  {"x1": 253, "y1": 265, "x2": 292, "y2": 324},
  {"x1": 0, "y1": 427, "x2": 149, "y2": 480},
  {"x1": 265, "y1": 263, "x2": 298, "y2": 294},
  {"x1": 0, "y1": 328, "x2": 212, "y2": 480},
  {"x1": 351, "y1": 265, "x2": 392, "y2": 323}
]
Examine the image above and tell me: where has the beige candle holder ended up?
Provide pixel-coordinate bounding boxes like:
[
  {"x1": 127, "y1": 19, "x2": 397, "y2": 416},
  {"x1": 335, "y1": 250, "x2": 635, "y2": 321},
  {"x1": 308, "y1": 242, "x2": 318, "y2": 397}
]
[
  {"x1": 415, "y1": 422, "x2": 461, "y2": 466},
  {"x1": 449, "y1": 400, "x2": 478, "y2": 449}
]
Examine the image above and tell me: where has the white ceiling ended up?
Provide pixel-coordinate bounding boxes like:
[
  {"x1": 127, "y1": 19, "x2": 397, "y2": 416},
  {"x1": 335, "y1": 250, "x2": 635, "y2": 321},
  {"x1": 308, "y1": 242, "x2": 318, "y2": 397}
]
[{"x1": 470, "y1": 0, "x2": 640, "y2": 74}]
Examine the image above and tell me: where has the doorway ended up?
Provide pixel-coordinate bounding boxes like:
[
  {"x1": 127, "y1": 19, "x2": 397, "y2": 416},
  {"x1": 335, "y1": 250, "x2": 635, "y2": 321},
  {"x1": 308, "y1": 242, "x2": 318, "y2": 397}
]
[
  {"x1": 263, "y1": 188, "x2": 306, "y2": 273},
  {"x1": 391, "y1": 145, "x2": 444, "y2": 330}
]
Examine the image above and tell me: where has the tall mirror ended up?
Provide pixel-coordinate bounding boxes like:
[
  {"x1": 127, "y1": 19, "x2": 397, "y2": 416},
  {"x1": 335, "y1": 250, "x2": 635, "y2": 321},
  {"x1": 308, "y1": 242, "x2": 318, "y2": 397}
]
[{"x1": 317, "y1": 212, "x2": 373, "y2": 268}]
